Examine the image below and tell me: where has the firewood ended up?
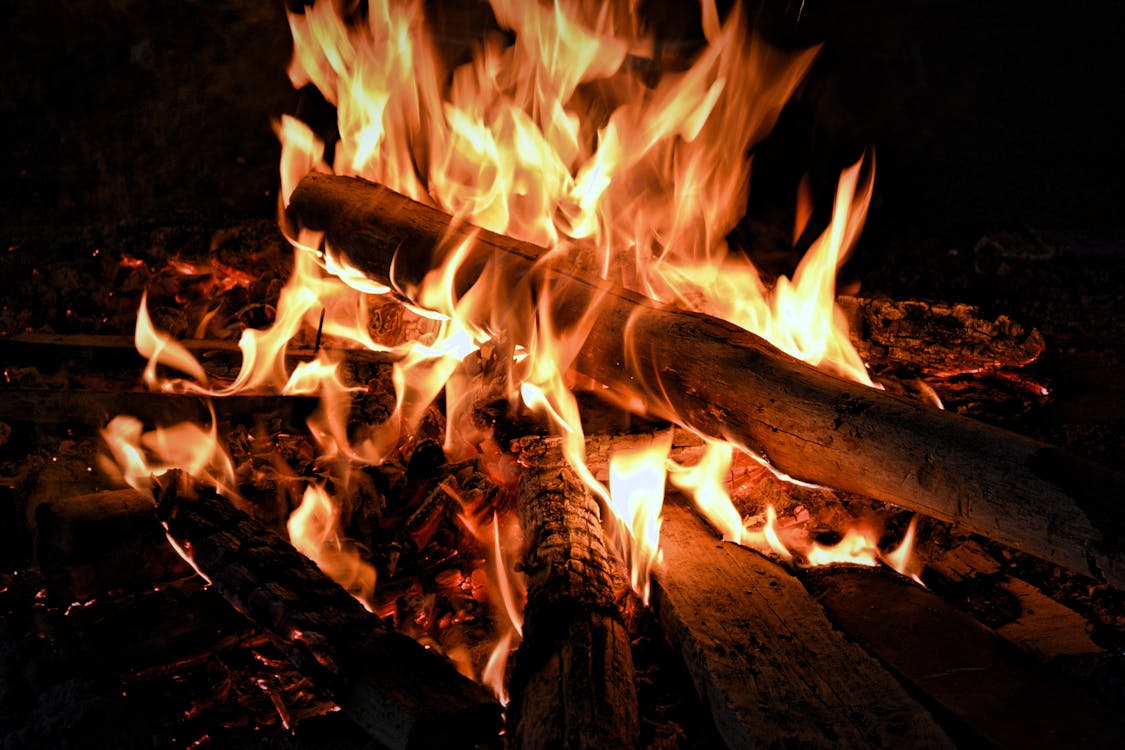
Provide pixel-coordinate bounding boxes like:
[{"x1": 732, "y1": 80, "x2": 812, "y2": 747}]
[
  {"x1": 655, "y1": 497, "x2": 953, "y2": 748},
  {"x1": 287, "y1": 173, "x2": 1125, "y2": 588},
  {"x1": 804, "y1": 567, "x2": 1125, "y2": 749},
  {"x1": 35, "y1": 488, "x2": 193, "y2": 603},
  {"x1": 0, "y1": 332, "x2": 393, "y2": 369},
  {"x1": 506, "y1": 436, "x2": 641, "y2": 750},
  {"x1": 153, "y1": 473, "x2": 502, "y2": 750},
  {"x1": 0, "y1": 388, "x2": 316, "y2": 429}
]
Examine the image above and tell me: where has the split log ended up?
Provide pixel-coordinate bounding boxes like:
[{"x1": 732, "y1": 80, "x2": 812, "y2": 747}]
[
  {"x1": 288, "y1": 173, "x2": 1125, "y2": 588},
  {"x1": 506, "y1": 437, "x2": 640, "y2": 750},
  {"x1": 804, "y1": 567, "x2": 1125, "y2": 749},
  {"x1": 153, "y1": 473, "x2": 502, "y2": 749},
  {"x1": 655, "y1": 497, "x2": 953, "y2": 748}
]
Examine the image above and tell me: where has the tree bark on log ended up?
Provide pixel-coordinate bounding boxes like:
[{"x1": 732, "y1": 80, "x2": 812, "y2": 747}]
[
  {"x1": 153, "y1": 473, "x2": 502, "y2": 750},
  {"x1": 287, "y1": 173, "x2": 1125, "y2": 588},
  {"x1": 656, "y1": 498, "x2": 954, "y2": 749},
  {"x1": 506, "y1": 437, "x2": 640, "y2": 750}
]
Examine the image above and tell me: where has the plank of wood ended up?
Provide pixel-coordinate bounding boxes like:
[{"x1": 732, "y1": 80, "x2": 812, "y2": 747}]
[
  {"x1": 0, "y1": 387, "x2": 316, "y2": 428},
  {"x1": 804, "y1": 567, "x2": 1124, "y2": 749},
  {"x1": 506, "y1": 437, "x2": 640, "y2": 750},
  {"x1": 288, "y1": 172, "x2": 1125, "y2": 588},
  {"x1": 154, "y1": 474, "x2": 502, "y2": 749},
  {"x1": 654, "y1": 498, "x2": 953, "y2": 749}
]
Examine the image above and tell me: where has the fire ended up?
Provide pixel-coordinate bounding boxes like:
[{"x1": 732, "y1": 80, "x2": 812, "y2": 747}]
[
  {"x1": 288, "y1": 484, "x2": 378, "y2": 610},
  {"x1": 99, "y1": 0, "x2": 932, "y2": 711},
  {"x1": 608, "y1": 432, "x2": 672, "y2": 603}
]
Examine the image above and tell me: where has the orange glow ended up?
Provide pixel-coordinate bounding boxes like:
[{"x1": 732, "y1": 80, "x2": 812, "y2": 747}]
[
  {"x1": 882, "y1": 515, "x2": 925, "y2": 584},
  {"x1": 668, "y1": 440, "x2": 742, "y2": 543},
  {"x1": 287, "y1": 484, "x2": 378, "y2": 610}
]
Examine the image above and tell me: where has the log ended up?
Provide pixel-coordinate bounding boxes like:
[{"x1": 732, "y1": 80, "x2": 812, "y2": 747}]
[
  {"x1": 35, "y1": 488, "x2": 193, "y2": 603},
  {"x1": 506, "y1": 437, "x2": 641, "y2": 750},
  {"x1": 803, "y1": 567, "x2": 1125, "y2": 749},
  {"x1": 1, "y1": 387, "x2": 316, "y2": 428},
  {"x1": 287, "y1": 173, "x2": 1125, "y2": 588},
  {"x1": 655, "y1": 497, "x2": 953, "y2": 748},
  {"x1": 152, "y1": 473, "x2": 502, "y2": 749}
]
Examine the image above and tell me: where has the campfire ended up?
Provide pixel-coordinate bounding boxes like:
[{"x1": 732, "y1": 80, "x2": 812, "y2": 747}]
[{"x1": 3, "y1": 1, "x2": 1124, "y2": 748}]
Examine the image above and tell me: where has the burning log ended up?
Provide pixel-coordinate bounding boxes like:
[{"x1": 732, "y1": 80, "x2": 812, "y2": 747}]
[
  {"x1": 506, "y1": 436, "x2": 641, "y2": 750},
  {"x1": 288, "y1": 173, "x2": 1125, "y2": 588},
  {"x1": 153, "y1": 473, "x2": 502, "y2": 749},
  {"x1": 655, "y1": 497, "x2": 954, "y2": 748}
]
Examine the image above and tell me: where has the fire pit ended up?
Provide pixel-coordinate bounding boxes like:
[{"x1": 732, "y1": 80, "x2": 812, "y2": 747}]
[{"x1": 3, "y1": 1, "x2": 1124, "y2": 748}]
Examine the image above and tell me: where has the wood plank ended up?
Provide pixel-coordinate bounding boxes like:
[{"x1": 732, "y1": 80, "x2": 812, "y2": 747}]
[
  {"x1": 805, "y1": 567, "x2": 1125, "y2": 749},
  {"x1": 654, "y1": 498, "x2": 952, "y2": 749}
]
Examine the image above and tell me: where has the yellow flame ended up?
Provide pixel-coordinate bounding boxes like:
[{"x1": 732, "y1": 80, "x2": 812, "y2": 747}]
[
  {"x1": 287, "y1": 484, "x2": 378, "y2": 610},
  {"x1": 668, "y1": 440, "x2": 742, "y2": 543}
]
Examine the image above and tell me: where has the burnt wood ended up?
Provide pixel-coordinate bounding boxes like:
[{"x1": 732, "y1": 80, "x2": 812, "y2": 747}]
[
  {"x1": 656, "y1": 498, "x2": 953, "y2": 749},
  {"x1": 287, "y1": 173, "x2": 1125, "y2": 588},
  {"x1": 506, "y1": 437, "x2": 641, "y2": 750},
  {"x1": 153, "y1": 473, "x2": 502, "y2": 750},
  {"x1": 804, "y1": 567, "x2": 1125, "y2": 749}
]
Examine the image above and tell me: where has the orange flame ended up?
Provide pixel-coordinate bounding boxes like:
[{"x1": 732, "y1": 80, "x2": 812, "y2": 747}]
[{"x1": 287, "y1": 484, "x2": 378, "y2": 610}]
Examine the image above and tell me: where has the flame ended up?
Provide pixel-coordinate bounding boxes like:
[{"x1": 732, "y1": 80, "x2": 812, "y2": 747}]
[
  {"x1": 607, "y1": 432, "x2": 672, "y2": 603},
  {"x1": 882, "y1": 515, "x2": 925, "y2": 584},
  {"x1": 287, "y1": 484, "x2": 378, "y2": 609},
  {"x1": 668, "y1": 440, "x2": 742, "y2": 543},
  {"x1": 100, "y1": 411, "x2": 235, "y2": 496}
]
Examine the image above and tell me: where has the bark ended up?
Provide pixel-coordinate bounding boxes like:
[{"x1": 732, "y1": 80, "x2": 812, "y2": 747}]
[
  {"x1": 506, "y1": 437, "x2": 640, "y2": 750},
  {"x1": 153, "y1": 473, "x2": 502, "y2": 750},
  {"x1": 656, "y1": 498, "x2": 953, "y2": 749},
  {"x1": 287, "y1": 173, "x2": 1125, "y2": 588}
]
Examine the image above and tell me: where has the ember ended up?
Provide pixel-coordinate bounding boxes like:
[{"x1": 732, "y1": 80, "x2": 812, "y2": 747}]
[{"x1": 3, "y1": 1, "x2": 1125, "y2": 748}]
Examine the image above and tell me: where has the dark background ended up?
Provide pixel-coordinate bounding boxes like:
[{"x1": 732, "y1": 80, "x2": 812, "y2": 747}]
[{"x1": 1, "y1": 0, "x2": 1123, "y2": 464}]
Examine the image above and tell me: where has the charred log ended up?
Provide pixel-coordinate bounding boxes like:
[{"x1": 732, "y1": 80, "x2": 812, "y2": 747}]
[
  {"x1": 506, "y1": 437, "x2": 641, "y2": 750},
  {"x1": 656, "y1": 497, "x2": 953, "y2": 749},
  {"x1": 153, "y1": 473, "x2": 502, "y2": 750},
  {"x1": 287, "y1": 173, "x2": 1125, "y2": 588}
]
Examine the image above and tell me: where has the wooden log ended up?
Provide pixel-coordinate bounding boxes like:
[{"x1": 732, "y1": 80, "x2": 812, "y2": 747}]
[
  {"x1": 655, "y1": 497, "x2": 953, "y2": 748},
  {"x1": 506, "y1": 437, "x2": 641, "y2": 750},
  {"x1": 804, "y1": 567, "x2": 1125, "y2": 749},
  {"x1": 152, "y1": 473, "x2": 502, "y2": 750},
  {"x1": 0, "y1": 332, "x2": 393, "y2": 370},
  {"x1": 35, "y1": 488, "x2": 193, "y2": 603},
  {"x1": 1, "y1": 387, "x2": 316, "y2": 428},
  {"x1": 287, "y1": 173, "x2": 1125, "y2": 588}
]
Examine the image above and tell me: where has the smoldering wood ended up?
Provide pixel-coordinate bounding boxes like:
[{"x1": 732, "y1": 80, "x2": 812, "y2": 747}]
[
  {"x1": 287, "y1": 173, "x2": 1125, "y2": 588},
  {"x1": 0, "y1": 332, "x2": 394, "y2": 370},
  {"x1": 506, "y1": 437, "x2": 641, "y2": 750},
  {"x1": 35, "y1": 488, "x2": 194, "y2": 603},
  {"x1": 1, "y1": 387, "x2": 317, "y2": 429},
  {"x1": 804, "y1": 567, "x2": 1125, "y2": 749},
  {"x1": 655, "y1": 497, "x2": 953, "y2": 749},
  {"x1": 837, "y1": 296, "x2": 1045, "y2": 377},
  {"x1": 153, "y1": 474, "x2": 502, "y2": 750}
]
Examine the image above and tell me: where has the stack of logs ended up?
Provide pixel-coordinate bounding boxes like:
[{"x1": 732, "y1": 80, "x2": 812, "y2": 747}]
[{"x1": 12, "y1": 172, "x2": 1125, "y2": 747}]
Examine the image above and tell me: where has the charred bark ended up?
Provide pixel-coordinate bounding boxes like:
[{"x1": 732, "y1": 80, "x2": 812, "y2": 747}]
[
  {"x1": 153, "y1": 473, "x2": 502, "y2": 750},
  {"x1": 506, "y1": 437, "x2": 640, "y2": 750},
  {"x1": 287, "y1": 173, "x2": 1125, "y2": 588}
]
